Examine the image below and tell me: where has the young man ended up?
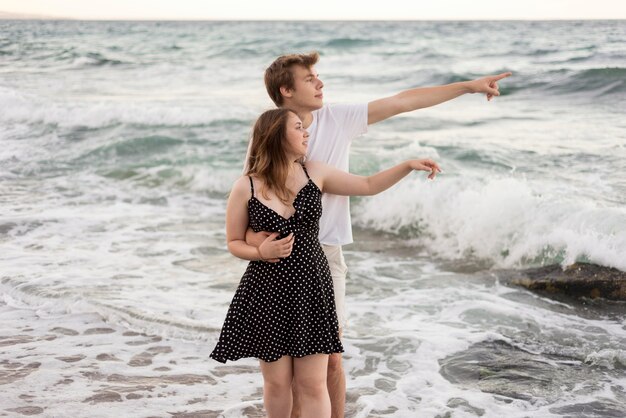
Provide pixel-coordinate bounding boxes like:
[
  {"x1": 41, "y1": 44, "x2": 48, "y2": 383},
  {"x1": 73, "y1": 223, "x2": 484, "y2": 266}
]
[{"x1": 247, "y1": 52, "x2": 511, "y2": 417}]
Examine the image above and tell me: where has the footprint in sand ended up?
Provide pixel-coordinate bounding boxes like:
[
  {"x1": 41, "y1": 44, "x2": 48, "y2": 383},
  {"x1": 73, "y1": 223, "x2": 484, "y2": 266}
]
[
  {"x1": 125, "y1": 335, "x2": 163, "y2": 346},
  {"x1": 6, "y1": 406, "x2": 44, "y2": 416},
  {"x1": 83, "y1": 391, "x2": 123, "y2": 404},
  {"x1": 96, "y1": 353, "x2": 122, "y2": 362},
  {"x1": 128, "y1": 346, "x2": 173, "y2": 367},
  {"x1": 83, "y1": 328, "x2": 115, "y2": 335},
  {"x1": 0, "y1": 362, "x2": 41, "y2": 385},
  {"x1": 55, "y1": 355, "x2": 86, "y2": 363},
  {"x1": 169, "y1": 410, "x2": 223, "y2": 418},
  {"x1": 49, "y1": 327, "x2": 79, "y2": 336},
  {"x1": 0, "y1": 335, "x2": 55, "y2": 347}
]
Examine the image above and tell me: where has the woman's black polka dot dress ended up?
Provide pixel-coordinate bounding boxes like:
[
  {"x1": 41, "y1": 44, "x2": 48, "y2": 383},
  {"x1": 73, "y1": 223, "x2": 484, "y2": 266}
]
[{"x1": 210, "y1": 164, "x2": 344, "y2": 363}]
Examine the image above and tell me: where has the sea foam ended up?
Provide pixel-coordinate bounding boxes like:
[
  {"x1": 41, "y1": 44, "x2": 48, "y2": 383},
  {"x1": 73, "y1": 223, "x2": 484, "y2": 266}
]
[{"x1": 354, "y1": 175, "x2": 626, "y2": 270}]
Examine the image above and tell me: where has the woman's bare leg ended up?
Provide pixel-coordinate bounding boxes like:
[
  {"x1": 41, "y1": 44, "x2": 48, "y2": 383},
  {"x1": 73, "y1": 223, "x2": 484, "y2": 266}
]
[
  {"x1": 290, "y1": 378, "x2": 301, "y2": 418},
  {"x1": 294, "y1": 334, "x2": 345, "y2": 418},
  {"x1": 260, "y1": 356, "x2": 293, "y2": 418},
  {"x1": 293, "y1": 354, "x2": 330, "y2": 418}
]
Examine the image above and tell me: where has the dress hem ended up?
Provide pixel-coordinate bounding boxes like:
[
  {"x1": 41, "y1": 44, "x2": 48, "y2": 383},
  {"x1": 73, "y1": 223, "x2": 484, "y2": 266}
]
[{"x1": 210, "y1": 347, "x2": 344, "y2": 364}]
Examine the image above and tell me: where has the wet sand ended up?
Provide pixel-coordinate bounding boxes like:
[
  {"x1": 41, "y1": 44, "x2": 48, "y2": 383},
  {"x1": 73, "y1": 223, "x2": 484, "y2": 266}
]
[{"x1": 0, "y1": 303, "x2": 265, "y2": 417}]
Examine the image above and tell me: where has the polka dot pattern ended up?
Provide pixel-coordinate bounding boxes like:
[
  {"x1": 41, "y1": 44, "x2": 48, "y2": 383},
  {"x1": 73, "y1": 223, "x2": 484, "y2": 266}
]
[{"x1": 210, "y1": 166, "x2": 344, "y2": 363}]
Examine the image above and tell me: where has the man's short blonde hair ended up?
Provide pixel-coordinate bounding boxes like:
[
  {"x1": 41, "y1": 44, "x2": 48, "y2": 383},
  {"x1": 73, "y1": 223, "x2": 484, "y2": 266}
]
[{"x1": 264, "y1": 52, "x2": 319, "y2": 106}]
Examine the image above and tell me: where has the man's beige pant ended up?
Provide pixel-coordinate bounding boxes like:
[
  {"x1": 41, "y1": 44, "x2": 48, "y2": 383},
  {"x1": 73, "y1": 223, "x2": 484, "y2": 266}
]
[{"x1": 322, "y1": 244, "x2": 348, "y2": 329}]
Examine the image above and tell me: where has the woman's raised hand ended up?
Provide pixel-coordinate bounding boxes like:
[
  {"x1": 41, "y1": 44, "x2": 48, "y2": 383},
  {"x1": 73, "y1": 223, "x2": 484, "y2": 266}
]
[
  {"x1": 409, "y1": 159, "x2": 442, "y2": 179},
  {"x1": 258, "y1": 232, "x2": 295, "y2": 262}
]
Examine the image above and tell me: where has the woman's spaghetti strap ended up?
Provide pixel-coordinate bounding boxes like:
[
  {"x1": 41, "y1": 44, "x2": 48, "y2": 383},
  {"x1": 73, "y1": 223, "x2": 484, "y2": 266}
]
[
  {"x1": 248, "y1": 176, "x2": 255, "y2": 197},
  {"x1": 301, "y1": 163, "x2": 310, "y2": 179}
]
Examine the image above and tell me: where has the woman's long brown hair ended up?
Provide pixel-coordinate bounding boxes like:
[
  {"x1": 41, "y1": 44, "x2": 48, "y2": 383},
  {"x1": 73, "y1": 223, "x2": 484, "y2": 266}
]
[{"x1": 245, "y1": 108, "x2": 301, "y2": 205}]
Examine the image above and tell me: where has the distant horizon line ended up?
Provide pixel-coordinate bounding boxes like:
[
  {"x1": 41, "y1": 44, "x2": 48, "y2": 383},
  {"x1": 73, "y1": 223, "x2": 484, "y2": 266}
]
[
  {"x1": 1, "y1": 10, "x2": 626, "y2": 22},
  {"x1": 2, "y1": 17, "x2": 626, "y2": 22}
]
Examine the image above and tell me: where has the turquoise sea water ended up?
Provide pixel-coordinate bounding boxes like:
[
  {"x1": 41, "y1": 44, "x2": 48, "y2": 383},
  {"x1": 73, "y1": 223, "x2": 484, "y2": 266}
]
[{"x1": 1, "y1": 20, "x2": 625, "y2": 416}]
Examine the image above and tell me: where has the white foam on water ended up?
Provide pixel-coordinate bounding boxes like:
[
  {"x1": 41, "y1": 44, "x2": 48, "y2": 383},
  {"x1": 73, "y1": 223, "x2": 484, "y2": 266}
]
[
  {"x1": 2, "y1": 20, "x2": 625, "y2": 416},
  {"x1": 340, "y1": 251, "x2": 626, "y2": 416},
  {"x1": 175, "y1": 165, "x2": 240, "y2": 194},
  {"x1": 1, "y1": 169, "x2": 236, "y2": 339},
  {"x1": 0, "y1": 85, "x2": 257, "y2": 128},
  {"x1": 0, "y1": 303, "x2": 270, "y2": 417},
  {"x1": 585, "y1": 348, "x2": 626, "y2": 370},
  {"x1": 354, "y1": 174, "x2": 626, "y2": 271}
]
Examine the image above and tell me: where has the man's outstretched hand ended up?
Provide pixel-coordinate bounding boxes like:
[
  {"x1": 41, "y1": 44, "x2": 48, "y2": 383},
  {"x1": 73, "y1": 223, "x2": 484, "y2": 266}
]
[{"x1": 466, "y1": 72, "x2": 513, "y2": 101}]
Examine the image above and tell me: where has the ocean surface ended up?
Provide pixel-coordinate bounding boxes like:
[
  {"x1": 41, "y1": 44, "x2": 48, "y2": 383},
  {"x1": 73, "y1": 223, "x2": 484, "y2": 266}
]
[{"x1": 1, "y1": 20, "x2": 625, "y2": 417}]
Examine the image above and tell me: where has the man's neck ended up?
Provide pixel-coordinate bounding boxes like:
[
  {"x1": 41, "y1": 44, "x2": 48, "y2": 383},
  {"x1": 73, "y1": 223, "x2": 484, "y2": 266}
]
[{"x1": 299, "y1": 112, "x2": 314, "y2": 129}]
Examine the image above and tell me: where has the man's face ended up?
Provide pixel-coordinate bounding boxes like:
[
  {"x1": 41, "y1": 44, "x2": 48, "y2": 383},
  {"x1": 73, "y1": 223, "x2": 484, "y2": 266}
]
[{"x1": 286, "y1": 65, "x2": 324, "y2": 110}]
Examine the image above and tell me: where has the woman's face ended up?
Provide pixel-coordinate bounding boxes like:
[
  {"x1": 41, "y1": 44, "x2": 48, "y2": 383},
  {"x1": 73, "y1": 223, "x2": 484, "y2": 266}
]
[{"x1": 284, "y1": 111, "x2": 309, "y2": 159}]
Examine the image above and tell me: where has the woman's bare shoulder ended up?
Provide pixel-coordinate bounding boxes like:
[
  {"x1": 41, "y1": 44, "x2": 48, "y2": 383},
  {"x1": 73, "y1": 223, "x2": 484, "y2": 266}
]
[
  {"x1": 230, "y1": 175, "x2": 253, "y2": 198},
  {"x1": 304, "y1": 160, "x2": 330, "y2": 173}
]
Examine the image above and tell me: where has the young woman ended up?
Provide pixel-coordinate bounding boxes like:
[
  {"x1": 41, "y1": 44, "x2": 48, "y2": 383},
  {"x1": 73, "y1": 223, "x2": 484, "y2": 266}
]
[{"x1": 210, "y1": 108, "x2": 440, "y2": 418}]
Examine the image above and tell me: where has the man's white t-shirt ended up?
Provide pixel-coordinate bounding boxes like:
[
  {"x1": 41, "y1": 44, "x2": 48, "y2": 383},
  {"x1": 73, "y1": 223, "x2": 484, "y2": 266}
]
[{"x1": 306, "y1": 103, "x2": 368, "y2": 246}]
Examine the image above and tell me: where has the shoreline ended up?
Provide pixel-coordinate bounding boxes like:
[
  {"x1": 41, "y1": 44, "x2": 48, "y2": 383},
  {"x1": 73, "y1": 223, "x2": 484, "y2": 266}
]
[
  {"x1": 3, "y1": 256, "x2": 625, "y2": 417},
  {"x1": 0, "y1": 302, "x2": 265, "y2": 417}
]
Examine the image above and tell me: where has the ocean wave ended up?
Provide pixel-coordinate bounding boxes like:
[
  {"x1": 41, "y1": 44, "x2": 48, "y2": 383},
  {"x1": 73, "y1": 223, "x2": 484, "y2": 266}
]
[
  {"x1": 526, "y1": 48, "x2": 561, "y2": 56},
  {"x1": 206, "y1": 47, "x2": 265, "y2": 59},
  {"x1": 48, "y1": 48, "x2": 128, "y2": 67},
  {"x1": 0, "y1": 279, "x2": 217, "y2": 341},
  {"x1": 425, "y1": 67, "x2": 626, "y2": 97},
  {"x1": 79, "y1": 135, "x2": 184, "y2": 160},
  {"x1": 511, "y1": 67, "x2": 626, "y2": 96},
  {"x1": 100, "y1": 165, "x2": 238, "y2": 193},
  {"x1": 353, "y1": 176, "x2": 626, "y2": 271},
  {"x1": 325, "y1": 37, "x2": 378, "y2": 48},
  {"x1": 561, "y1": 54, "x2": 595, "y2": 63},
  {"x1": 432, "y1": 72, "x2": 535, "y2": 96},
  {"x1": 2, "y1": 45, "x2": 129, "y2": 68},
  {"x1": 585, "y1": 349, "x2": 626, "y2": 370},
  {"x1": 68, "y1": 52, "x2": 126, "y2": 68},
  {"x1": 0, "y1": 86, "x2": 255, "y2": 128},
  {"x1": 556, "y1": 67, "x2": 626, "y2": 95}
]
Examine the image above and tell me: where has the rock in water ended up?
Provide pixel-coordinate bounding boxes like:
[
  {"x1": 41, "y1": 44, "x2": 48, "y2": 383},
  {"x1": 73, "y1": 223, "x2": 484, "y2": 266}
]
[{"x1": 498, "y1": 263, "x2": 626, "y2": 301}]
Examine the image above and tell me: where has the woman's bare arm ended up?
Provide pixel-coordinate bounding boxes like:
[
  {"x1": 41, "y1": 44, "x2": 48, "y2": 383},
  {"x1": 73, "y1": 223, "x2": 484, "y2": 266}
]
[
  {"x1": 305, "y1": 159, "x2": 441, "y2": 197},
  {"x1": 226, "y1": 177, "x2": 294, "y2": 261}
]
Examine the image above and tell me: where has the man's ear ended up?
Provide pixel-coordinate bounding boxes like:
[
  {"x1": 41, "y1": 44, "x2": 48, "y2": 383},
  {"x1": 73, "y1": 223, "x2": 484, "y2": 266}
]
[{"x1": 280, "y1": 86, "x2": 293, "y2": 99}]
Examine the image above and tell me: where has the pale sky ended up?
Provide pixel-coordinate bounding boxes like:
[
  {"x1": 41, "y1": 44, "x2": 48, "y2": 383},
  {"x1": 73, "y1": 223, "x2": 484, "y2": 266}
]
[{"x1": 1, "y1": 0, "x2": 626, "y2": 20}]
